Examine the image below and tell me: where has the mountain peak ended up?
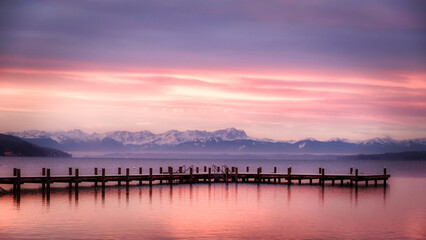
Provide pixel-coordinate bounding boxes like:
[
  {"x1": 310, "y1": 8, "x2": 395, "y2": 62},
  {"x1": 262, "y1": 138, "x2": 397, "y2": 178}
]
[
  {"x1": 213, "y1": 128, "x2": 247, "y2": 140},
  {"x1": 362, "y1": 137, "x2": 397, "y2": 145}
]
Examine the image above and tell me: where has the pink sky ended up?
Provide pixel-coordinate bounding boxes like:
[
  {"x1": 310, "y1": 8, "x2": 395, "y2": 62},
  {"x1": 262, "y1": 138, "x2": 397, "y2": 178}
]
[
  {"x1": 0, "y1": 1, "x2": 425, "y2": 141},
  {"x1": 1, "y1": 64, "x2": 425, "y2": 141}
]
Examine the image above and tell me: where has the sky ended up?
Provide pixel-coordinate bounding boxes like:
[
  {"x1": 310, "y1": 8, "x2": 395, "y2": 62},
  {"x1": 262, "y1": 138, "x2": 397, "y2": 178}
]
[{"x1": 0, "y1": 0, "x2": 425, "y2": 141}]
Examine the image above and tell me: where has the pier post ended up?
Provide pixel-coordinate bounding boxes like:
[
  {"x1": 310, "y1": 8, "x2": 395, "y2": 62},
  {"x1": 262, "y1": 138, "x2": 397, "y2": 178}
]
[
  {"x1": 332, "y1": 179, "x2": 335, "y2": 186},
  {"x1": 341, "y1": 179, "x2": 344, "y2": 186},
  {"x1": 309, "y1": 179, "x2": 312, "y2": 185},
  {"x1": 149, "y1": 168, "x2": 153, "y2": 186},
  {"x1": 384, "y1": 167, "x2": 387, "y2": 185},
  {"x1": 287, "y1": 167, "x2": 292, "y2": 185},
  {"x1": 274, "y1": 167, "x2": 277, "y2": 183},
  {"x1": 208, "y1": 168, "x2": 211, "y2": 183},
  {"x1": 46, "y1": 169, "x2": 51, "y2": 193},
  {"x1": 126, "y1": 168, "x2": 130, "y2": 187},
  {"x1": 13, "y1": 168, "x2": 17, "y2": 176},
  {"x1": 365, "y1": 180, "x2": 368, "y2": 187},
  {"x1": 225, "y1": 168, "x2": 229, "y2": 183},
  {"x1": 159, "y1": 167, "x2": 163, "y2": 184},
  {"x1": 169, "y1": 167, "x2": 173, "y2": 184},
  {"x1": 118, "y1": 168, "x2": 122, "y2": 186},
  {"x1": 319, "y1": 167, "x2": 322, "y2": 174},
  {"x1": 355, "y1": 169, "x2": 359, "y2": 188},
  {"x1": 204, "y1": 166, "x2": 207, "y2": 172},
  {"x1": 15, "y1": 169, "x2": 21, "y2": 196},
  {"x1": 321, "y1": 168, "x2": 325, "y2": 186},
  {"x1": 375, "y1": 179, "x2": 378, "y2": 186},
  {"x1": 94, "y1": 168, "x2": 98, "y2": 187},
  {"x1": 179, "y1": 167, "x2": 183, "y2": 173},
  {"x1": 246, "y1": 166, "x2": 249, "y2": 172},
  {"x1": 101, "y1": 168, "x2": 105, "y2": 189},
  {"x1": 75, "y1": 168, "x2": 79, "y2": 190},
  {"x1": 350, "y1": 167, "x2": 353, "y2": 175},
  {"x1": 42, "y1": 168, "x2": 46, "y2": 191},
  {"x1": 139, "y1": 167, "x2": 142, "y2": 185},
  {"x1": 232, "y1": 167, "x2": 235, "y2": 173},
  {"x1": 69, "y1": 168, "x2": 72, "y2": 188},
  {"x1": 257, "y1": 167, "x2": 262, "y2": 184},
  {"x1": 196, "y1": 167, "x2": 199, "y2": 174},
  {"x1": 235, "y1": 167, "x2": 238, "y2": 183},
  {"x1": 190, "y1": 167, "x2": 193, "y2": 183}
]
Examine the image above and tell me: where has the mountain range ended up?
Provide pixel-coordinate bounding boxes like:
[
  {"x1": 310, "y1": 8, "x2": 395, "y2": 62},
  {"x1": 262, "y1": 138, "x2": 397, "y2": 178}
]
[{"x1": 6, "y1": 128, "x2": 426, "y2": 156}]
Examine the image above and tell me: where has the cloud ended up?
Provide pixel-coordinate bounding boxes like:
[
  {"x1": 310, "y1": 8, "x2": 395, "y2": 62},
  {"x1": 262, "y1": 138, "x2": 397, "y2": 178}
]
[{"x1": 0, "y1": 0, "x2": 424, "y2": 74}]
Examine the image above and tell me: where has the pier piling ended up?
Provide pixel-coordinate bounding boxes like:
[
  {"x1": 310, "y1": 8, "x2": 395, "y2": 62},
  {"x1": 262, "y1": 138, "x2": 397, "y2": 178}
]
[
  {"x1": 68, "y1": 168, "x2": 72, "y2": 188},
  {"x1": 42, "y1": 168, "x2": 46, "y2": 191},
  {"x1": 94, "y1": 168, "x2": 98, "y2": 187},
  {"x1": 384, "y1": 168, "x2": 387, "y2": 185},
  {"x1": 101, "y1": 169, "x2": 105, "y2": 189},
  {"x1": 139, "y1": 167, "x2": 143, "y2": 185},
  {"x1": 118, "y1": 168, "x2": 122, "y2": 186},
  {"x1": 149, "y1": 168, "x2": 153, "y2": 186},
  {"x1": 46, "y1": 169, "x2": 51, "y2": 193},
  {"x1": 126, "y1": 168, "x2": 130, "y2": 187},
  {"x1": 287, "y1": 167, "x2": 292, "y2": 185},
  {"x1": 355, "y1": 169, "x2": 359, "y2": 188},
  {"x1": 75, "y1": 169, "x2": 79, "y2": 190},
  {"x1": 169, "y1": 167, "x2": 173, "y2": 184}
]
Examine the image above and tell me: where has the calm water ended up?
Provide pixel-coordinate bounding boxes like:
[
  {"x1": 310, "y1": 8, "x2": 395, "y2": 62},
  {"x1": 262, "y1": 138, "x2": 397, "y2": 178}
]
[{"x1": 0, "y1": 157, "x2": 425, "y2": 240}]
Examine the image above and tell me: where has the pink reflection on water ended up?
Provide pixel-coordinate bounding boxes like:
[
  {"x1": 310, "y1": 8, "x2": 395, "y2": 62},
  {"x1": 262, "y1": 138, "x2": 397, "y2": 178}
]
[{"x1": 0, "y1": 178, "x2": 425, "y2": 239}]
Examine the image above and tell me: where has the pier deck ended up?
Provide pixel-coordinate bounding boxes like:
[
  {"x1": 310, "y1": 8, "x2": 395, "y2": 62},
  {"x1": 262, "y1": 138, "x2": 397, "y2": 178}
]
[{"x1": 0, "y1": 166, "x2": 390, "y2": 196}]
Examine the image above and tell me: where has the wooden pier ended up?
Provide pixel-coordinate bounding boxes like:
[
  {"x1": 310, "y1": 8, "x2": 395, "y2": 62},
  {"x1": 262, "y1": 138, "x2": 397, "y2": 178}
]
[{"x1": 1, "y1": 166, "x2": 390, "y2": 197}]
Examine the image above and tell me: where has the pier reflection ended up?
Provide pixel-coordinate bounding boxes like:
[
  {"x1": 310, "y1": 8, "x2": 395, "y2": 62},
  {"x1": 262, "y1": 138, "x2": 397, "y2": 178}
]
[
  {"x1": 6, "y1": 181, "x2": 392, "y2": 211},
  {"x1": 1, "y1": 178, "x2": 424, "y2": 240}
]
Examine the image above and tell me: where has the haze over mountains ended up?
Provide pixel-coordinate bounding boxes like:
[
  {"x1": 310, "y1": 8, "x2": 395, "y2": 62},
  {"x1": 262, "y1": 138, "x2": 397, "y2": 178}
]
[{"x1": 7, "y1": 128, "x2": 426, "y2": 157}]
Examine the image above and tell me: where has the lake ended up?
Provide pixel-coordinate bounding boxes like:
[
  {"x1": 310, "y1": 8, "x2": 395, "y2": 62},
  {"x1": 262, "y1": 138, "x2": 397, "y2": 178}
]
[{"x1": 0, "y1": 157, "x2": 425, "y2": 239}]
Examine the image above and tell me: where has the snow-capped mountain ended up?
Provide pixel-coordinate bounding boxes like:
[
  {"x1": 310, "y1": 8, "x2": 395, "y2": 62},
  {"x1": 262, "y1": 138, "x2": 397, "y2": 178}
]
[
  {"x1": 361, "y1": 137, "x2": 398, "y2": 145},
  {"x1": 8, "y1": 128, "x2": 248, "y2": 147},
  {"x1": 6, "y1": 129, "x2": 426, "y2": 155}
]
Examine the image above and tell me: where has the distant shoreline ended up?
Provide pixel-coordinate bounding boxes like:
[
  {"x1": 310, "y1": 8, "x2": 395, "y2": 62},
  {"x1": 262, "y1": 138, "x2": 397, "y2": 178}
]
[{"x1": 2, "y1": 151, "x2": 425, "y2": 161}]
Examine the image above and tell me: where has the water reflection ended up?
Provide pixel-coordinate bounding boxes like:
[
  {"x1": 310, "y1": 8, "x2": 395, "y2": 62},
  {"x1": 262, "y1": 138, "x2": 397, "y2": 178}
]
[
  {"x1": 8, "y1": 181, "x2": 392, "y2": 209},
  {"x1": 0, "y1": 179, "x2": 423, "y2": 240}
]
